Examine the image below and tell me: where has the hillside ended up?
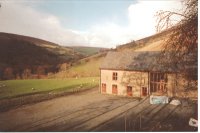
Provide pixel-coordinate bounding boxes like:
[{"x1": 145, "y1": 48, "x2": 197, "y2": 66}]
[
  {"x1": 54, "y1": 31, "x2": 169, "y2": 78},
  {"x1": 0, "y1": 29, "x2": 169, "y2": 80},
  {"x1": 69, "y1": 46, "x2": 108, "y2": 57},
  {"x1": 53, "y1": 52, "x2": 108, "y2": 78},
  {"x1": 0, "y1": 32, "x2": 83, "y2": 80},
  {"x1": 116, "y1": 29, "x2": 171, "y2": 52}
]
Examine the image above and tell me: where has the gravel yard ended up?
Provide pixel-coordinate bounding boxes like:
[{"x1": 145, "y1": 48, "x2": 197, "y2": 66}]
[{"x1": 0, "y1": 87, "x2": 197, "y2": 132}]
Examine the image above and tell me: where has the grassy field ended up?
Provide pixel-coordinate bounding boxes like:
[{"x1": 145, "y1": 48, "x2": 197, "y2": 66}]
[
  {"x1": 70, "y1": 46, "x2": 104, "y2": 56},
  {"x1": 0, "y1": 77, "x2": 99, "y2": 99},
  {"x1": 54, "y1": 53, "x2": 106, "y2": 78},
  {"x1": 65, "y1": 57, "x2": 103, "y2": 77}
]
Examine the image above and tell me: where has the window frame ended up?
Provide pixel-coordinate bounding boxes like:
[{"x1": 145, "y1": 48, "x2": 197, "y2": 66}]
[
  {"x1": 112, "y1": 72, "x2": 118, "y2": 80},
  {"x1": 150, "y1": 72, "x2": 167, "y2": 93}
]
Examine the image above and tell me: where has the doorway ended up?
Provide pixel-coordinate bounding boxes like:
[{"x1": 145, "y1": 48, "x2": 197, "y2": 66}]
[
  {"x1": 142, "y1": 87, "x2": 148, "y2": 96},
  {"x1": 127, "y1": 86, "x2": 132, "y2": 96},
  {"x1": 102, "y1": 83, "x2": 106, "y2": 93},
  {"x1": 112, "y1": 85, "x2": 118, "y2": 94}
]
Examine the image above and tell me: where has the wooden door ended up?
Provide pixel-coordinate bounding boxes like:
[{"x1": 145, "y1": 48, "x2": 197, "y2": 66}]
[
  {"x1": 102, "y1": 83, "x2": 106, "y2": 93},
  {"x1": 142, "y1": 87, "x2": 147, "y2": 96},
  {"x1": 127, "y1": 86, "x2": 132, "y2": 96},
  {"x1": 112, "y1": 85, "x2": 118, "y2": 94}
]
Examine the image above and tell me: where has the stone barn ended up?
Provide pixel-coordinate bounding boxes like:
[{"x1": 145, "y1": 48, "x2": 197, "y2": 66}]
[{"x1": 99, "y1": 51, "x2": 197, "y2": 98}]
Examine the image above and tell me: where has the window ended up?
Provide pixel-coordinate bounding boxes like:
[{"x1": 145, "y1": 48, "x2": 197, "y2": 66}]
[
  {"x1": 102, "y1": 83, "x2": 106, "y2": 93},
  {"x1": 112, "y1": 72, "x2": 118, "y2": 80},
  {"x1": 112, "y1": 84, "x2": 118, "y2": 94},
  {"x1": 150, "y1": 72, "x2": 167, "y2": 93}
]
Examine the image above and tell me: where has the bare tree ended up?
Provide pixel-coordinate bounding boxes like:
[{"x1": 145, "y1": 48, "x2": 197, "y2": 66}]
[
  {"x1": 59, "y1": 63, "x2": 69, "y2": 72},
  {"x1": 3, "y1": 67, "x2": 14, "y2": 80},
  {"x1": 156, "y1": 0, "x2": 197, "y2": 80},
  {"x1": 22, "y1": 68, "x2": 32, "y2": 79}
]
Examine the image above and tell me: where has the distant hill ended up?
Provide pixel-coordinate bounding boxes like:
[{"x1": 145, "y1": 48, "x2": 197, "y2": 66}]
[
  {"x1": 0, "y1": 32, "x2": 83, "y2": 80},
  {"x1": 69, "y1": 46, "x2": 109, "y2": 57}
]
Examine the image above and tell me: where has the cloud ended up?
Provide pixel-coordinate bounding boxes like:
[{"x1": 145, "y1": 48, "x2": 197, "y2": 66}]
[
  {"x1": 0, "y1": 1, "x2": 87, "y2": 46},
  {"x1": 128, "y1": 0, "x2": 183, "y2": 38},
  {"x1": 85, "y1": 0, "x2": 183, "y2": 48},
  {"x1": 0, "y1": 0, "x2": 183, "y2": 48},
  {"x1": 85, "y1": 23, "x2": 134, "y2": 46}
]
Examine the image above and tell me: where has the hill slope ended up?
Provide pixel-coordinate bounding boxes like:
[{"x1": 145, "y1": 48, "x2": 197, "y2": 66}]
[
  {"x1": 53, "y1": 52, "x2": 107, "y2": 78},
  {"x1": 116, "y1": 30, "x2": 171, "y2": 52},
  {"x1": 54, "y1": 31, "x2": 169, "y2": 78},
  {"x1": 69, "y1": 46, "x2": 108, "y2": 57},
  {"x1": 0, "y1": 30, "x2": 169, "y2": 80},
  {"x1": 0, "y1": 32, "x2": 83, "y2": 79}
]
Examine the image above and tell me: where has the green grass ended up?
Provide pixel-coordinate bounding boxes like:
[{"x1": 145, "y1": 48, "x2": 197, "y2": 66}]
[
  {"x1": 68, "y1": 57, "x2": 103, "y2": 76},
  {"x1": 54, "y1": 55, "x2": 104, "y2": 78},
  {"x1": 71, "y1": 46, "x2": 102, "y2": 56},
  {"x1": 0, "y1": 77, "x2": 99, "y2": 99}
]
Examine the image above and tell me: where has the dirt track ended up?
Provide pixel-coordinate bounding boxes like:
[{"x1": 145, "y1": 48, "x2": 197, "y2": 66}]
[{"x1": 0, "y1": 87, "x2": 197, "y2": 131}]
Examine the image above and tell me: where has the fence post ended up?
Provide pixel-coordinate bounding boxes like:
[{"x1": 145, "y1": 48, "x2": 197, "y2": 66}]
[
  {"x1": 125, "y1": 112, "x2": 127, "y2": 131},
  {"x1": 140, "y1": 114, "x2": 142, "y2": 130}
]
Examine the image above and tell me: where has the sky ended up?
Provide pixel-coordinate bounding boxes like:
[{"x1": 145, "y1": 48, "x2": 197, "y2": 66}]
[{"x1": 0, "y1": 0, "x2": 183, "y2": 48}]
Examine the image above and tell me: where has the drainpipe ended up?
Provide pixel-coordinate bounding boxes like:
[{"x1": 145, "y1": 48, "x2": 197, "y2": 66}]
[
  {"x1": 99, "y1": 68, "x2": 101, "y2": 93},
  {"x1": 174, "y1": 73, "x2": 178, "y2": 97},
  {"x1": 148, "y1": 71, "x2": 150, "y2": 95},
  {"x1": 140, "y1": 72, "x2": 142, "y2": 99}
]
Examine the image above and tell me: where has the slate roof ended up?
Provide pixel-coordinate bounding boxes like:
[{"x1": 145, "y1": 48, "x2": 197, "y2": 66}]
[{"x1": 100, "y1": 51, "x2": 178, "y2": 72}]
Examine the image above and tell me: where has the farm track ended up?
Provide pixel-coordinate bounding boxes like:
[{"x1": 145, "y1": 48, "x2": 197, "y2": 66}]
[
  {"x1": 14, "y1": 107, "x2": 93, "y2": 131},
  {"x1": 68, "y1": 98, "x2": 148, "y2": 132},
  {"x1": 91, "y1": 101, "x2": 188, "y2": 132},
  {"x1": 47, "y1": 99, "x2": 138, "y2": 131},
  {"x1": 89, "y1": 97, "x2": 150, "y2": 132},
  {"x1": 23, "y1": 99, "x2": 136, "y2": 131},
  {"x1": 14, "y1": 96, "x2": 115, "y2": 131},
  {"x1": 0, "y1": 88, "x2": 138, "y2": 131},
  {"x1": 91, "y1": 97, "x2": 153, "y2": 131},
  {"x1": 148, "y1": 106, "x2": 179, "y2": 131},
  {"x1": 0, "y1": 88, "x2": 197, "y2": 131}
]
